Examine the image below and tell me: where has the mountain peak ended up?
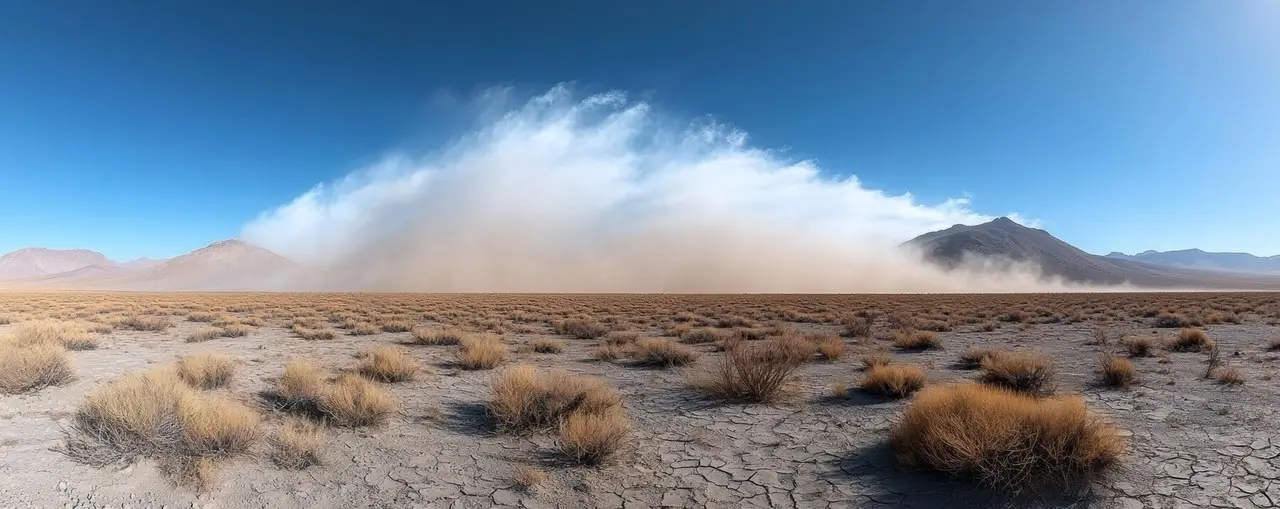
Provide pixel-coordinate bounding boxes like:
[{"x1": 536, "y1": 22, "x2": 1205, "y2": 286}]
[{"x1": 989, "y1": 216, "x2": 1018, "y2": 226}]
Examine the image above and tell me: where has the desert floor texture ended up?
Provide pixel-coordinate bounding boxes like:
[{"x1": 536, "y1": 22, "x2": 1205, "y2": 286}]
[{"x1": 1, "y1": 292, "x2": 1278, "y2": 509}]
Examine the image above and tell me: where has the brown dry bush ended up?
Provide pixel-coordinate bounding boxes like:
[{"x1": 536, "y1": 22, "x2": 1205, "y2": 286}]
[
  {"x1": 1153, "y1": 313, "x2": 1186, "y2": 328},
  {"x1": 512, "y1": 465, "x2": 548, "y2": 491},
  {"x1": 270, "y1": 419, "x2": 325, "y2": 469},
  {"x1": 893, "y1": 330, "x2": 941, "y2": 351},
  {"x1": 187, "y1": 327, "x2": 221, "y2": 343},
  {"x1": 411, "y1": 327, "x2": 465, "y2": 345},
  {"x1": 554, "y1": 319, "x2": 608, "y2": 339},
  {"x1": 841, "y1": 315, "x2": 873, "y2": 337},
  {"x1": 1098, "y1": 355, "x2": 1138, "y2": 388},
  {"x1": 593, "y1": 341, "x2": 627, "y2": 362},
  {"x1": 0, "y1": 342, "x2": 75, "y2": 394},
  {"x1": 957, "y1": 347, "x2": 1004, "y2": 369},
  {"x1": 488, "y1": 365, "x2": 622, "y2": 431},
  {"x1": 531, "y1": 338, "x2": 566, "y2": 354},
  {"x1": 219, "y1": 323, "x2": 250, "y2": 338},
  {"x1": 319, "y1": 374, "x2": 397, "y2": 427},
  {"x1": 292, "y1": 326, "x2": 336, "y2": 341},
  {"x1": 455, "y1": 334, "x2": 506, "y2": 370},
  {"x1": 978, "y1": 351, "x2": 1057, "y2": 395},
  {"x1": 859, "y1": 364, "x2": 926, "y2": 398},
  {"x1": 680, "y1": 327, "x2": 729, "y2": 344},
  {"x1": 380, "y1": 320, "x2": 415, "y2": 333},
  {"x1": 1167, "y1": 328, "x2": 1212, "y2": 352},
  {"x1": 187, "y1": 312, "x2": 217, "y2": 323},
  {"x1": 860, "y1": 351, "x2": 893, "y2": 370},
  {"x1": 810, "y1": 334, "x2": 846, "y2": 361},
  {"x1": 349, "y1": 322, "x2": 380, "y2": 336},
  {"x1": 630, "y1": 338, "x2": 699, "y2": 367},
  {"x1": 1215, "y1": 366, "x2": 1245, "y2": 385},
  {"x1": 275, "y1": 361, "x2": 327, "y2": 409},
  {"x1": 686, "y1": 336, "x2": 811, "y2": 402},
  {"x1": 358, "y1": 346, "x2": 420, "y2": 382},
  {"x1": 1123, "y1": 336, "x2": 1157, "y2": 357},
  {"x1": 175, "y1": 353, "x2": 236, "y2": 390},
  {"x1": 558, "y1": 405, "x2": 631, "y2": 465},
  {"x1": 119, "y1": 315, "x2": 172, "y2": 332},
  {"x1": 890, "y1": 384, "x2": 1124, "y2": 494}
]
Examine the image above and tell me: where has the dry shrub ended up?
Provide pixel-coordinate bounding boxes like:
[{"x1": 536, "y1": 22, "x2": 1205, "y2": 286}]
[
  {"x1": 859, "y1": 364, "x2": 926, "y2": 398},
  {"x1": 978, "y1": 351, "x2": 1056, "y2": 395},
  {"x1": 842, "y1": 315, "x2": 873, "y2": 337},
  {"x1": 119, "y1": 315, "x2": 172, "y2": 331},
  {"x1": 532, "y1": 338, "x2": 566, "y2": 354},
  {"x1": 554, "y1": 319, "x2": 608, "y2": 339},
  {"x1": 175, "y1": 353, "x2": 236, "y2": 390},
  {"x1": 630, "y1": 338, "x2": 698, "y2": 367},
  {"x1": 380, "y1": 320, "x2": 414, "y2": 333},
  {"x1": 292, "y1": 326, "x2": 336, "y2": 341},
  {"x1": 1153, "y1": 313, "x2": 1186, "y2": 328},
  {"x1": 181, "y1": 395, "x2": 262, "y2": 456},
  {"x1": 455, "y1": 334, "x2": 506, "y2": 370},
  {"x1": 488, "y1": 365, "x2": 622, "y2": 431},
  {"x1": 1167, "y1": 328, "x2": 1212, "y2": 352},
  {"x1": 219, "y1": 323, "x2": 250, "y2": 338},
  {"x1": 512, "y1": 465, "x2": 548, "y2": 491},
  {"x1": 687, "y1": 336, "x2": 811, "y2": 402},
  {"x1": 593, "y1": 341, "x2": 627, "y2": 362},
  {"x1": 270, "y1": 419, "x2": 325, "y2": 469},
  {"x1": 187, "y1": 312, "x2": 217, "y2": 323},
  {"x1": 1215, "y1": 366, "x2": 1245, "y2": 385},
  {"x1": 9, "y1": 319, "x2": 99, "y2": 350},
  {"x1": 891, "y1": 384, "x2": 1124, "y2": 494},
  {"x1": 558, "y1": 405, "x2": 631, "y2": 464},
  {"x1": 358, "y1": 346, "x2": 420, "y2": 382},
  {"x1": 0, "y1": 342, "x2": 75, "y2": 394},
  {"x1": 605, "y1": 331, "x2": 640, "y2": 344},
  {"x1": 276, "y1": 361, "x2": 327, "y2": 408},
  {"x1": 411, "y1": 327, "x2": 465, "y2": 345},
  {"x1": 1098, "y1": 355, "x2": 1138, "y2": 388},
  {"x1": 349, "y1": 322, "x2": 380, "y2": 336},
  {"x1": 1123, "y1": 336, "x2": 1157, "y2": 357},
  {"x1": 810, "y1": 334, "x2": 846, "y2": 360},
  {"x1": 320, "y1": 374, "x2": 397, "y2": 427},
  {"x1": 893, "y1": 330, "x2": 941, "y2": 351},
  {"x1": 957, "y1": 347, "x2": 1004, "y2": 369},
  {"x1": 680, "y1": 327, "x2": 728, "y2": 344},
  {"x1": 860, "y1": 351, "x2": 893, "y2": 370},
  {"x1": 187, "y1": 327, "x2": 221, "y2": 343}
]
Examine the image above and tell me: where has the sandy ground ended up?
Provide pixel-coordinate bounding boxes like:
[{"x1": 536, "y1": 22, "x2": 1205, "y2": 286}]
[{"x1": 2, "y1": 316, "x2": 1279, "y2": 509}]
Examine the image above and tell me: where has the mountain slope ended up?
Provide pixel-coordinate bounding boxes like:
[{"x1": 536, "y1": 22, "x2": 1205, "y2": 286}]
[
  {"x1": 1105, "y1": 249, "x2": 1280, "y2": 274},
  {"x1": 905, "y1": 218, "x2": 1280, "y2": 289},
  {"x1": 0, "y1": 240, "x2": 296, "y2": 290},
  {"x1": 0, "y1": 248, "x2": 117, "y2": 279}
]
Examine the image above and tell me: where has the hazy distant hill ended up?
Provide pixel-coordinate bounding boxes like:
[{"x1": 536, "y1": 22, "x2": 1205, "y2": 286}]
[
  {"x1": 0, "y1": 248, "x2": 117, "y2": 279},
  {"x1": 0, "y1": 240, "x2": 296, "y2": 290},
  {"x1": 905, "y1": 217, "x2": 1280, "y2": 289},
  {"x1": 1105, "y1": 249, "x2": 1280, "y2": 274}
]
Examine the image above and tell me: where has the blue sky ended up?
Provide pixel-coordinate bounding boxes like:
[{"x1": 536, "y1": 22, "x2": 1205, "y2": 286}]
[{"x1": 2, "y1": 1, "x2": 1278, "y2": 260}]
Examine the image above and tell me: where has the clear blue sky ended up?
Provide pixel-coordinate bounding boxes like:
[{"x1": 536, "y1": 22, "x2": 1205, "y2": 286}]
[{"x1": 2, "y1": 1, "x2": 1278, "y2": 260}]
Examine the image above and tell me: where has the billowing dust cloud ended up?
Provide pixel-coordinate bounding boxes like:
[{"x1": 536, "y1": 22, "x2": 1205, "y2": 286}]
[{"x1": 243, "y1": 85, "x2": 1085, "y2": 292}]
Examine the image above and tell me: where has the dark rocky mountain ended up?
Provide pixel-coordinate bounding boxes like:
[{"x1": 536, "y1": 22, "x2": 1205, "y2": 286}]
[
  {"x1": 1105, "y1": 249, "x2": 1280, "y2": 274},
  {"x1": 905, "y1": 218, "x2": 1280, "y2": 289}
]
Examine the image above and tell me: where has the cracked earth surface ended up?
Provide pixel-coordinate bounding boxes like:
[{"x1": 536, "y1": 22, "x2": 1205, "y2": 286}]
[{"x1": 2, "y1": 318, "x2": 1277, "y2": 509}]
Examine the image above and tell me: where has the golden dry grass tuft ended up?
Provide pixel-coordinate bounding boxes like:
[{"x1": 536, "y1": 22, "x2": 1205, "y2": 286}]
[
  {"x1": 0, "y1": 341, "x2": 75, "y2": 394},
  {"x1": 187, "y1": 327, "x2": 221, "y2": 343},
  {"x1": 275, "y1": 361, "x2": 327, "y2": 409},
  {"x1": 890, "y1": 383, "x2": 1124, "y2": 494},
  {"x1": 957, "y1": 347, "x2": 1005, "y2": 369},
  {"x1": 219, "y1": 323, "x2": 251, "y2": 338},
  {"x1": 292, "y1": 326, "x2": 337, "y2": 341},
  {"x1": 1167, "y1": 328, "x2": 1212, "y2": 352},
  {"x1": 859, "y1": 364, "x2": 926, "y2": 398},
  {"x1": 630, "y1": 338, "x2": 698, "y2": 367},
  {"x1": 679, "y1": 328, "x2": 729, "y2": 345},
  {"x1": 553, "y1": 319, "x2": 608, "y2": 339},
  {"x1": 978, "y1": 351, "x2": 1057, "y2": 395},
  {"x1": 1098, "y1": 355, "x2": 1138, "y2": 388},
  {"x1": 1215, "y1": 366, "x2": 1245, "y2": 385},
  {"x1": 319, "y1": 374, "x2": 398, "y2": 427},
  {"x1": 411, "y1": 327, "x2": 466, "y2": 345},
  {"x1": 1123, "y1": 336, "x2": 1158, "y2": 357},
  {"x1": 455, "y1": 334, "x2": 506, "y2": 370},
  {"x1": 349, "y1": 322, "x2": 380, "y2": 336},
  {"x1": 118, "y1": 315, "x2": 172, "y2": 332},
  {"x1": 686, "y1": 336, "x2": 811, "y2": 402},
  {"x1": 175, "y1": 352, "x2": 237, "y2": 390},
  {"x1": 558, "y1": 405, "x2": 631, "y2": 465},
  {"x1": 357, "y1": 346, "x2": 420, "y2": 382},
  {"x1": 860, "y1": 351, "x2": 893, "y2": 370},
  {"x1": 810, "y1": 333, "x2": 845, "y2": 361},
  {"x1": 9, "y1": 319, "x2": 99, "y2": 350},
  {"x1": 488, "y1": 365, "x2": 622, "y2": 431},
  {"x1": 270, "y1": 419, "x2": 325, "y2": 469},
  {"x1": 893, "y1": 330, "x2": 941, "y2": 351},
  {"x1": 512, "y1": 465, "x2": 548, "y2": 491},
  {"x1": 531, "y1": 338, "x2": 566, "y2": 354}
]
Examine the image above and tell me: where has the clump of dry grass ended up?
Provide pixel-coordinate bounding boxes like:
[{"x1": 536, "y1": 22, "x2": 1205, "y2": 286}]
[
  {"x1": 1167, "y1": 328, "x2": 1212, "y2": 352},
  {"x1": 686, "y1": 336, "x2": 811, "y2": 402},
  {"x1": 270, "y1": 419, "x2": 325, "y2": 469},
  {"x1": 593, "y1": 341, "x2": 627, "y2": 362},
  {"x1": 890, "y1": 384, "x2": 1124, "y2": 494},
  {"x1": 187, "y1": 312, "x2": 217, "y2": 323},
  {"x1": 175, "y1": 353, "x2": 236, "y2": 390},
  {"x1": 349, "y1": 322, "x2": 380, "y2": 336},
  {"x1": 842, "y1": 315, "x2": 873, "y2": 337},
  {"x1": 531, "y1": 338, "x2": 566, "y2": 354},
  {"x1": 553, "y1": 319, "x2": 608, "y2": 339},
  {"x1": 957, "y1": 347, "x2": 1004, "y2": 369},
  {"x1": 380, "y1": 320, "x2": 415, "y2": 333},
  {"x1": 488, "y1": 365, "x2": 623, "y2": 430},
  {"x1": 860, "y1": 351, "x2": 893, "y2": 370},
  {"x1": 1215, "y1": 366, "x2": 1245, "y2": 385},
  {"x1": 1098, "y1": 355, "x2": 1138, "y2": 388},
  {"x1": 219, "y1": 323, "x2": 250, "y2": 338},
  {"x1": 558, "y1": 405, "x2": 631, "y2": 465},
  {"x1": 275, "y1": 361, "x2": 327, "y2": 409},
  {"x1": 859, "y1": 364, "x2": 926, "y2": 398},
  {"x1": 182, "y1": 395, "x2": 262, "y2": 456},
  {"x1": 810, "y1": 333, "x2": 845, "y2": 360},
  {"x1": 1123, "y1": 336, "x2": 1157, "y2": 357},
  {"x1": 512, "y1": 465, "x2": 548, "y2": 491},
  {"x1": 455, "y1": 334, "x2": 506, "y2": 370},
  {"x1": 118, "y1": 315, "x2": 172, "y2": 332},
  {"x1": 0, "y1": 342, "x2": 75, "y2": 394},
  {"x1": 319, "y1": 374, "x2": 398, "y2": 427},
  {"x1": 357, "y1": 346, "x2": 420, "y2": 383},
  {"x1": 410, "y1": 327, "x2": 465, "y2": 345},
  {"x1": 680, "y1": 327, "x2": 729, "y2": 344},
  {"x1": 1153, "y1": 312, "x2": 1186, "y2": 328},
  {"x1": 630, "y1": 338, "x2": 698, "y2": 367},
  {"x1": 978, "y1": 351, "x2": 1056, "y2": 395},
  {"x1": 187, "y1": 327, "x2": 221, "y2": 343},
  {"x1": 292, "y1": 326, "x2": 336, "y2": 341},
  {"x1": 893, "y1": 330, "x2": 941, "y2": 351},
  {"x1": 9, "y1": 319, "x2": 99, "y2": 350}
]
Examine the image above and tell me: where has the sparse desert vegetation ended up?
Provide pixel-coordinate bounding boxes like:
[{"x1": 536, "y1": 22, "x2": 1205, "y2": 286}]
[{"x1": 1, "y1": 292, "x2": 1278, "y2": 507}]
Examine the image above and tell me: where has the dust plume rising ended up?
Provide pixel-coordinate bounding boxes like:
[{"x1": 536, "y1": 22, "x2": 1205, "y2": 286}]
[{"x1": 243, "y1": 85, "x2": 1076, "y2": 292}]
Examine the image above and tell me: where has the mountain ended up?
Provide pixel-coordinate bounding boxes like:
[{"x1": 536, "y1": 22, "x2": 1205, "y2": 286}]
[
  {"x1": 0, "y1": 248, "x2": 117, "y2": 279},
  {"x1": 0, "y1": 240, "x2": 296, "y2": 290},
  {"x1": 1105, "y1": 249, "x2": 1280, "y2": 274},
  {"x1": 905, "y1": 217, "x2": 1280, "y2": 289}
]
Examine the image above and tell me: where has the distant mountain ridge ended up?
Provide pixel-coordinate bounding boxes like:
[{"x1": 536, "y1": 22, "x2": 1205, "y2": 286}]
[
  {"x1": 905, "y1": 218, "x2": 1280, "y2": 289},
  {"x1": 0, "y1": 240, "x2": 295, "y2": 290},
  {"x1": 1105, "y1": 249, "x2": 1280, "y2": 274}
]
